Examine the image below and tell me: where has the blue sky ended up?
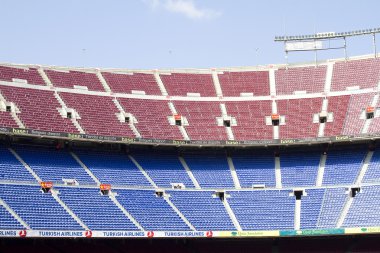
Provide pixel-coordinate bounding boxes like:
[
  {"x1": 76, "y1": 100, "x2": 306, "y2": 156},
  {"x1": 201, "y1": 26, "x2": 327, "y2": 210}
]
[{"x1": 0, "y1": 0, "x2": 379, "y2": 69}]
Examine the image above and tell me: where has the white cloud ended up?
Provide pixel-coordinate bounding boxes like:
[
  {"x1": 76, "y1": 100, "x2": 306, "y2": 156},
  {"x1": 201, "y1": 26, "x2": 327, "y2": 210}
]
[{"x1": 142, "y1": 0, "x2": 222, "y2": 20}]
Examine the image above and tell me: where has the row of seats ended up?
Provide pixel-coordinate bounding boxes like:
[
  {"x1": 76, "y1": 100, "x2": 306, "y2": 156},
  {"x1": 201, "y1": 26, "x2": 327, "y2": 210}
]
[
  {"x1": 0, "y1": 144, "x2": 376, "y2": 188},
  {"x1": 1, "y1": 57, "x2": 379, "y2": 95}
]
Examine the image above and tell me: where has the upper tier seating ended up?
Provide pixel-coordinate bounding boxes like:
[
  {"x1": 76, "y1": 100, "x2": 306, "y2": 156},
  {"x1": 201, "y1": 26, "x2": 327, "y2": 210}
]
[
  {"x1": 230, "y1": 150, "x2": 276, "y2": 188},
  {"x1": 324, "y1": 95, "x2": 350, "y2": 137},
  {"x1": 368, "y1": 98, "x2": 380, "y2": 134},
  {"x1": 0, "y1": 85, "x2": 78, "y2": 133},
  {"x1": 73, "y1": 150, "x2": 151, "y2": 187},
  {"x1": 15, "y1": 145, "x2": 95, "y2": 185},
  {"x1": 225, "y1": 101, "x2": 272, "y2": 140},
  {"x1": 116, "y1": 189, "x2": 190, "y2": 231},
  {"x1": 57, "y1": 187, "x2": 139, "y2": 231},
  {"x1": 228, "y1": 190, "x2": 295, "y2": 230},
  {"x1": 322, "y1": 146, "x2": 367, "y2": 186},
  {"x1": 280, "y1": 149, "x2": 321, "y2": 187},
  {"x1": 0, "y1": 111, "x2": 18, "y2": 128},
  {"x1": 59, "y1": 92, "x2": 135, "y2": 137},
  {"x1": 0, "y1": 205, "x2": 24, "y2": 229},
  {"x1": 183, "y1": 151, "x2": 234, "y2": 188},
  {"x1": 118, "y1": 98, "x2": 183, "y2": 139},
  {"x1": 160, "y1": 73, "x2": 216, "y2": 97},
  {"x1": 0, "y1": 184, "x2": 82, "y2": 230},
  {"x1": 168, "y1": 190, "x2": 235, "y2": 231},
  {"x1": 131, "y1": 150, "x2": 194, "y2": 188},
  {"x1": 275, "y1": 65, "x2": 326, "y2": 95},
  {"x1": 331, "y1": 58, "x2": 380, "y2": 91},
  {"x1": 342, "y1": 93, "x2": 375, "y2": 135},
  {"x1": 218, "y1": 71, "x2": 270, "y2": 96},
  {"x1": 0, "y1": 145, "x2": 36, "y2": 182},
  {"x1": 343, "y1": 185, "x2": 380, "y2": 227},
  {"x1": 277, "y1": 98, "x2": 322, "y2": 139},
  {"x1": 174, "y1": 101, "x2": 227, "y2": 140},
  {"x1": 45, "y1": 69, "x2": 105, "y2": 91},
  {"x1": 0, "y1": 66, "x2": 45, "y2": 85},
  {"x1": 102, "y1": 72, "x2": 161, "y2": 95}
]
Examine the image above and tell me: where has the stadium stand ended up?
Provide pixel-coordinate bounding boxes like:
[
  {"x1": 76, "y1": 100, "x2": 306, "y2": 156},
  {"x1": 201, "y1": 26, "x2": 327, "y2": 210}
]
[
  {"x1": 74, "y1": 149, "x2": 151, "y2": 187},
  {"x1": 218, "y1": 71, "x2": 270, "y2": 96},
  {"x1": 59, "y1": 92, "x2": 135, "y2": 137},
  {"x1": 230, "y1": 149, "x2": 276, "y2": 188},
  {"x1": 118, "y1": 98, "x2": 183, "y2": 139},
  {"x1": 0, "y1": 205, "x2": 24, "y2": 229},
  {"x1": 45, "y1": 69, "x2": 105, "y2": 91},
  {"x1": 174, "y1": 101, "x2": 227, "y2": 140},
  {"x1": 275, "y1": 65, "x2": 326, "y2": 95},
  {"x1": 324, "y1": 95, "x2": 350, "y2": 137},
  {"x1": 0, "y1": 85, "x2": 79, "y2": 133},
  {"x1": 277, "y1": 98, "x2": 322, "y2": 139},
  {"x1": 131, "y1": 150, "x2": 194, "y2": 188},
  {"x1": 331, "y1": 58, "x2": 380, "y2": 91},
  {"x1": 14, "y1": 145, "x2": 95, "y2": 185},
  {"x1": 0, "y1": 145, "x2": 36, "y2": 182},
  {"x1": 0, "y1": 65, "x2": 45, "y2": 85},
  {"x1": 57, "y1": 187, "x2": 139, "y2": 230},
  {"x1": 225, "y1": 100, "x2": 273, "y2": 140},
  {"x1": 102, "y1": 72, "x2": 161, "y2": 95},
  {"x1": 160, "y1": 73, "x2": 216, "y2": 97},
  {"x1": 228, "y1": 190, "x2": 295, "y2": 230},
  {"x1": 182, "y1": 151, "x2": 234, "y2": 188},
  {"x1": 0, "y1": 185, "x2": 83, "y2": 230},
  {"x1": 363, "y1": 147, "x2": 380, "y2": 183},
  {"x1": 168, "y1": 190, "x2": 235, "y2": 231},
  {"x1": 116, "y1": 189, "x2": 190, "y2": 231},
  {"x1": 0, "y1": 111, "x2": 18, "y2": 128}
]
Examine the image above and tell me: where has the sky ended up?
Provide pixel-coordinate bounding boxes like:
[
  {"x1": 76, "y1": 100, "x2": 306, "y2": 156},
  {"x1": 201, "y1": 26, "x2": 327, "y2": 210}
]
[{"x1": 0, "y1": 0, "x2": 379, "y2": 69}]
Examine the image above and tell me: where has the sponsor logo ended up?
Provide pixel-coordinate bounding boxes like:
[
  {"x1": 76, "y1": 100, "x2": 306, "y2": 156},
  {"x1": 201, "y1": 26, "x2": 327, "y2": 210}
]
[
  {"x1": 173, "y1": 140, "x2": 186, "y2": 145},
  {"x1": 335, "y1": 136, "x2": 349, "y2": 141},
  {"x1": 68, "y1": 133, "x2": 82, "y2": 139},
  {"x1": 122, "y1": 137, "x2": 135, "y2": 143},
  {"x1": 85, "y1": 230, "x2": 92, "y2": 238},
  {"x1": 147, "y1": 231, "x2": 154, "y2": 238},
  {"x1": 19, "y1": 230, "x2": 27, "y2": 238},
  {"x1": 280, "y1": 139, "x2": 296, "y2": 144},
  {"x1": 206, "y1": 231, "x2": 213, "y2": 238},
  {"x1": 12, "y1": 128, "x2": 27, "y2": 135},
  {"x1": 225, "y1": 141, "x2": 239, "y2": 145}
]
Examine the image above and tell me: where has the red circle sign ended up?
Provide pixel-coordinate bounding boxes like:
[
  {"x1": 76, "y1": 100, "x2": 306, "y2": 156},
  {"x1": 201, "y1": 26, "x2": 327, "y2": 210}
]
[
  {"x1": 85, "y1": 230, "x2": 92, "y2": 238},
  {"x1": 206, "y1": 231, "x2": 213, "y2": 238},
  {"x1": 147, "y1": 231, "x2": 154, "y2": 238},
  {"x1": 19, "y1": 230, "x2": 27, "y2": 238}
]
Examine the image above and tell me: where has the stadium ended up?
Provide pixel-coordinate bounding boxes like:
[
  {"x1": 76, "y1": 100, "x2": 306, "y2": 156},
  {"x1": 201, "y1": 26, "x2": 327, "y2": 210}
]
[{"x1": 2, "y1": 1, "x2": 380, "y2": 252}]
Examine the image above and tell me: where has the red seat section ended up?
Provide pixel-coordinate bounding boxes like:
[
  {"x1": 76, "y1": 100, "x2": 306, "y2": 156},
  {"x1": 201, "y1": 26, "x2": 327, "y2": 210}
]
[
  {"x1": 45, "y1": 70, "x2": 104, "y2": 91},
  {"x1": 0, "y1": 66, "x2": 45, "y2": 85},
  {"x1": 102, "y1": 72, "x2": 162, "y2": 95},
  {"x1": 174, "y1": 101, "x2": 227, "y2": 140},
  {"x1": 275, "y1": 66, "x2": 326, "y2": 95},
  {"x1": 0, "y1": 86, "x2": 78, "y2": 133},
  {"x1": 324, "y1": 95, "x2": 350, "y2": 136},
  {"x1": 342, "y1": 93, "x2": 375, "y2": 135},
  {"x1": 160, "y1": 73, "x2": 216, "y2": 97},
  {"x1": 59, "y1": 92, "x2": 134, "y2": 137},
  {"x1": 118, "y1": 98, "x2": 183, "y2": 139},
  {"x1": 277, "y1": 98, "x2": 322, "y2": 139},
  {"x1": 225, "y1": 101, "x2": 272, "y2": 140},
  {"x1": 331, "y1": 58, "x2": 380, "y2": 91},
  {"x1": 0, "y1": 111, "x2": 18, "y2": 128},
  {"x1": 218, "y1": 71, "x2": 270, "y2": 96}
]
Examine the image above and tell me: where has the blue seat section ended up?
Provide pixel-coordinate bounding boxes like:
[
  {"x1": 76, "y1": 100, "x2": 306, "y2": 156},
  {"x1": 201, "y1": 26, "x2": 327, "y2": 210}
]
[
  {"x1": 300, "y1": 188, "x2": 325, "y2": 229},
  {"x1": 75, "y1": 150, "x2": 151, "y2": 187},
  {"x1": 0, "y1": 145, "x2": 36, "y2": 182},
  {"x1": 168, "y1": 190, "x2": 235, "y2": 231},
  {"x1": 183, "y1": 152, "x2": 234, "y2": 188},
  {"x1": 0, "y1": 185, "x2": 82, "y2": 230},
  {"x1": 363, "y1": 148, "x2": 380, "y2": 183},
  {"x1": 315, "y1": 187, "x2": 347, "y2": 228},
  {"x1": 281, "y1": 149, "x2": 320, "y2": 187},
  {"x1": 57, "y1": 187, "x2": 139, "y2": 231},
  {"x1": 14, "y1": 146, "x2": 95, "y2": 185},
  {"x1": 0, "y1": 205, "x2": 24, "y2": 229},
  {"x1": 228, "y1": 190, "x2": 294, "y2": 230},
  {"x1": 116, "y1": 189, "x2": 190, "y2": 231},
  {"x1": 323, "y1": 146, "x2": 367, "y2": 186},
  {"x1": 231, "y1": 150, "x2": 275, "y2": 188},
  {"x1": 343, "y1": 186, "x2": 380, "y2": 227},
  {"x1": 132, "y1": 151, "x2": 194, "y2": 188}
]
